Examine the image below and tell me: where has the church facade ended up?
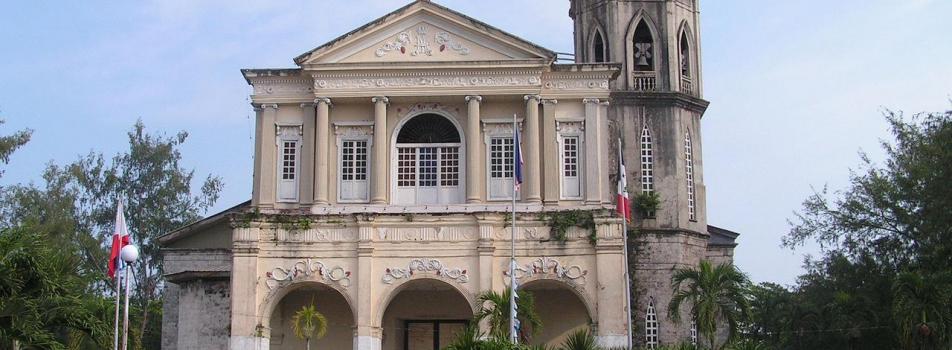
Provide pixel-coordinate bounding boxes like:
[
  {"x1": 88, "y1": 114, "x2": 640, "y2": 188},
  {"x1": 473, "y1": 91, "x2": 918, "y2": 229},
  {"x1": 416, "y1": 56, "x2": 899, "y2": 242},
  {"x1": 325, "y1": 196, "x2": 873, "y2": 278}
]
[{"x1": 159, "y1": 1, "x2": 737, "y2": 349}]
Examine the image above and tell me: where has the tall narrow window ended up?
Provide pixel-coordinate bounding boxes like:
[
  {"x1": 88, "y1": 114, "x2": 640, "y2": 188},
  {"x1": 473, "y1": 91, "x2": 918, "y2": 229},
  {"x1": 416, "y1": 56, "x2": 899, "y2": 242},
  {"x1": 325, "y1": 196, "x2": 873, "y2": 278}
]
[
  {"x1": 640, "y1": 124, "x2": 654, "y2": 194},
  {"x1": 685, "y1": 132, "x2": 696, "y2": 221},
  {"x1": 680, "y1": 30, "x2": 694, "y2": 94},
  {"x1": 680, "y1": 31, "x2": 691, "y2": 78},
  {"x1": 488, "y1": 136, "x2": 515, "y2": 200},
  {"x1": 339, "y1": 139, "x2": 370, "y2": 202},
  {"x1": 561, "y1": 136, "x2": 582, "y2": 199},
  {"x1": 645, "y1": 299, "x2": 659, "y2": 349},
  {"x1": 276, "y1": 125, "x2": 302, "y2": 202},
  {"x1": 593, "y1": 30, "x2": 607, "y2": 63},
  {"x1": 633, "y1": 20, "x2": 654, "y2": 71}
]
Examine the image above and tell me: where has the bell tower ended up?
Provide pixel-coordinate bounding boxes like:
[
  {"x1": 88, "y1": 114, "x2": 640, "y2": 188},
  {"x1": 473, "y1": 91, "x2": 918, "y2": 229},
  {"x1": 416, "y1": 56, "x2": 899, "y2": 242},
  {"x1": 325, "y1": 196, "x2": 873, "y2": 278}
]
[{"x1": 570, "y1": 0, "x2": 713, "y2": 347}]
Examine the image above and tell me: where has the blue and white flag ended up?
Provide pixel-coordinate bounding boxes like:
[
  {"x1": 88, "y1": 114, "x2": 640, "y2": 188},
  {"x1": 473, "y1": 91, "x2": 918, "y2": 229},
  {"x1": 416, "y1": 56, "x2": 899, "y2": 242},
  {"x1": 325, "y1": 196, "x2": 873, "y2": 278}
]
[{"x1": 513, "y1": 126, "x2": 524, "y2": 191}]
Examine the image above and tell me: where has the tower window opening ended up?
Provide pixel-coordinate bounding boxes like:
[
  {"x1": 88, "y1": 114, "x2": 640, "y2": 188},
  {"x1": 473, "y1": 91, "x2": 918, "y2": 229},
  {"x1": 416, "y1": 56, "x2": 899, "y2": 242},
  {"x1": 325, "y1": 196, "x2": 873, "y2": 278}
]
[
  {"x1": 593, "y1": 30, "x2": 608, "y2": 63},
  {"x1": 633, "y1": 20, "x2": 654, "y2": 71},
  {"x1": 685, "y1": 132, "x2": 696, "y2": 221},
  {"x1": 680, "y1": 31, "x2": 691, "y2": 78}
]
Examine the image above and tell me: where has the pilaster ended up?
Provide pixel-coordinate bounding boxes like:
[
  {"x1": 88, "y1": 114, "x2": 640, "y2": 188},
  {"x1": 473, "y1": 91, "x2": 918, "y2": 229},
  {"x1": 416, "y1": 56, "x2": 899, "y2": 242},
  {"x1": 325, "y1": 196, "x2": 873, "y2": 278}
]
[
  {"x1": 300, "y1": 102, "x2": 316, "y2": 205},
  {"x1": 314, "y1": 98, "x2": 331, "y2": 205},
  {"x1": 465, "y1": 95, "x2": 483, "y2": 203},
  {"x1": 230, "y1": 227, "x2": 265, "y2": 350},
  {"x1": 355, "y1": 215, "x2": 380, "y2": 349},
  {"x1": 257, "y1": 104, "x2": 278, "y2": 206},
  {"x1": 583, "y1": 99, "x2": 603, "y2": 204},
  {"x1": 371, "y1": 96, "x2": 389, "y2": 204},
  {"x1": 523, "y1": 95, "x2": 542, "y2": 204},
  {"x1": 541, "y1": 99, "x2": 559, "y2": 205}
]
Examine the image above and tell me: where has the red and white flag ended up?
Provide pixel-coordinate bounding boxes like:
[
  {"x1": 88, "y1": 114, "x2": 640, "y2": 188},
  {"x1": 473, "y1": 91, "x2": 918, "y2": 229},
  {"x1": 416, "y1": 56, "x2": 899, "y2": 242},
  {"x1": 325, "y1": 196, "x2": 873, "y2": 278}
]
[
  {"x1": 616, "y1": 140, "x2": 632, "y2": 223},
  {"x1": 108, "y1": 200, "x2": 130, "y2": 278}
]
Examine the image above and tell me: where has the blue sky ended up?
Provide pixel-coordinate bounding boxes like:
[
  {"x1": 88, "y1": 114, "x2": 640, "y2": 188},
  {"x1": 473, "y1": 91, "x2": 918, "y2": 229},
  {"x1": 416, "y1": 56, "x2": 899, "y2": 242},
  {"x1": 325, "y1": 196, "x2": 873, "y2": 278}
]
[{"x1": 1, "y1": 0, "x2": 949, "y2": 285}]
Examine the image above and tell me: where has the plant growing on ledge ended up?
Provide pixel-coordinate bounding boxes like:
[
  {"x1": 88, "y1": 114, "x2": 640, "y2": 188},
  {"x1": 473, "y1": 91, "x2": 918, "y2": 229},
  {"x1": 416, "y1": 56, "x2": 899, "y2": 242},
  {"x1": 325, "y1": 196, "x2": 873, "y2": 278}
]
[
  {"x1": 544, "y1": 210, "x2": 596, "y2": 244},
  {"x1": 633, "y1": 191, "x2": 661, "y2": 217}
]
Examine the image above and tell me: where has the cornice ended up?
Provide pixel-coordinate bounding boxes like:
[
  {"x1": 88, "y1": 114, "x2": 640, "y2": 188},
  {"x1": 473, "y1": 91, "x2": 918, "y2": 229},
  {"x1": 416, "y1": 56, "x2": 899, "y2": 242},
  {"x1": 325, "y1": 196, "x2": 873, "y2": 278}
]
[{"x1": 610, "y1": 91, "x2": 710, "y2": 115}]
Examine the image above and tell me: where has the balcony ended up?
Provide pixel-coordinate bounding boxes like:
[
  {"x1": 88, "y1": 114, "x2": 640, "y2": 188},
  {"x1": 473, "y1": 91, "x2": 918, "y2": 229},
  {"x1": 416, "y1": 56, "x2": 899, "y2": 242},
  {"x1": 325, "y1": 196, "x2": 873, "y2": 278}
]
[
  {"x1": 631, "y1": 71, "x2": 657, "y2": 92},
  {"x1": 680, "y1": 76, "x2": 695, "y2": 96}
]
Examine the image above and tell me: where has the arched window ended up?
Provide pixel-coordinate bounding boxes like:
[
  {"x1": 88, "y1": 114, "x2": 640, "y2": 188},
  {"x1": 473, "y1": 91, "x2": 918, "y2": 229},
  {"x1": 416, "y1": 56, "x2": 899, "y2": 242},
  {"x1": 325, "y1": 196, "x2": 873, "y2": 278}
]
[
  {"x1": 645, "y1": 298, "x2": 659, "y2": 348},
  {"x1": 640, "y1": 124, "x2": 654, "y2": 194},
  {"x1": 633, "y1": 20, "x2": 654, "y2": 71},
  {"x1": 685, "y1": 132, "x2": 696, "y2": 221},
  {"x1": 691, "y1": 318, "x2": 698, "y2": 346},
  {"x1": 592, "y1": 29, "x2": 608, "y2": 63},
  {"x1": 394, "y1": 113, "x2": 463, "y2": 205},
  {"x1": 679, "y1": 31, "x2": 691, "y2": 78}
]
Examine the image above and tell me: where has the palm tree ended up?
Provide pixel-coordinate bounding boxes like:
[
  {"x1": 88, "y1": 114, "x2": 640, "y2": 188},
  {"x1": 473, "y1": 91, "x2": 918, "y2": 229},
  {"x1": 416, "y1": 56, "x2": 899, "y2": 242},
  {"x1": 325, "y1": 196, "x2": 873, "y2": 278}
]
[
  {"x1": 892, "y1": 271, "x2": 952, "y2": 350},
  {"x1": 475, "y1": 288, "x2": 542, "y2": 343},
  {"x1": 668, "y1": 260, "x2": 751, "y2": 350},
  {"x1": 558, "y1": 329, "x2": 598, "y2": 350},
  {"x1": 290, "y1": 298, "x2": 328, "y2": 350}
]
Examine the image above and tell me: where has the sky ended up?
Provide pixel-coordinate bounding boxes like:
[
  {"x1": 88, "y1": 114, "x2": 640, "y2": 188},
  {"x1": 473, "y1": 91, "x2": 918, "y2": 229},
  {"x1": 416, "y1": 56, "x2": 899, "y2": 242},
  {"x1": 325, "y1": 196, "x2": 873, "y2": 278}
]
[{"x1": 0, "y1": 0, "x2": 949, "y2": 285}]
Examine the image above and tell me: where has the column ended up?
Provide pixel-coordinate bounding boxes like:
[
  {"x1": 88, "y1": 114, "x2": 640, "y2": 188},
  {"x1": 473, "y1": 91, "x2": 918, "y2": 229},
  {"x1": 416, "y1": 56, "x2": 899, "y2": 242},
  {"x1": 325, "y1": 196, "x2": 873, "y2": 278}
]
[
  {"x1": 300, "y1": 102, "x2": 316, "y2": 205},
  {"x1": 465, "y1": 95, "x2": 483, "y2": 203},
  {"x1": 251, "y1": 105, "x2": 265, "y2": 206},
  {"x1": 583, "y1": 99, "x2": 603, "y2": 205},
  {"x1": 541, "y1": 99, "x2": 559, "y2": 205},
  {"x1": 599, "y1": 101, "x2": 612, "y2": 204},
  {"x1": 523, "y1": 95, "x2": 542, "y2": 204},
  {"x1": 355, "y1": 217, "x2": 381, "y2": 350},
  {"x1": 314, "y1": 98, "x2": 331, "y2": 205},
  {"x1": 230, "y1": 228, "x2": 266, "y2": 350},
  {"x1": 257, "y1": 104, "x2": 278, "y2": 206},
  {"x1": 371, "y1": 96, "x2": 389, "y2": 204},
  {"x1": 594, "y1": 219, "x2": 628, "y2": 348}
]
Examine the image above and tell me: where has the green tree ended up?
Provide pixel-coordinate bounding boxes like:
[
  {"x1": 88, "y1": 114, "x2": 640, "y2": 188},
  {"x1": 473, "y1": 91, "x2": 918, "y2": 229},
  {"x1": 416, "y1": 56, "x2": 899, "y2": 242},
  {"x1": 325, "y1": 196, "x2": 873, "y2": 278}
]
[
  {"x1": 475, "y1": 288, "x2": 542, "y2": 343},
  {"x1": 0, "y1": 117, "x2": 32, "y2": 178},
  {"x1": 0, "y1": 227, "x2": 109, "y2": 349},
  {"x1": 65, "y1": 121, "x2": 223, "y2": 347},
  {"x1": 668, "y1": 260, "x2": 751, "y2": 350},
  {"x1": 892, "y1": 271, "x2": 952, "y2": 349},
  {"x1": 290, "y1": 298, "x2": 327, "y2": 350}
]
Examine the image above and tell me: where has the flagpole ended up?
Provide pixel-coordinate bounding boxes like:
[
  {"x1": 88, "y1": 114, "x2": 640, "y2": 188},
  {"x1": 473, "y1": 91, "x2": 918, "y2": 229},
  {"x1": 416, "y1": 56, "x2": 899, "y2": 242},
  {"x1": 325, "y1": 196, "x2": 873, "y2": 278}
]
[
  {"x1": 113, "y1": 268, "x2": 121, "y2": 350},
  {"x1": 509, "y1": 113, "x2": 518, "y2": 344},
  {"x1": 619, "y1": 138, "x2": 634, "y2": 349},
  {"x1": 121, "y1": 265, "x2": 131, "y2": 350}
]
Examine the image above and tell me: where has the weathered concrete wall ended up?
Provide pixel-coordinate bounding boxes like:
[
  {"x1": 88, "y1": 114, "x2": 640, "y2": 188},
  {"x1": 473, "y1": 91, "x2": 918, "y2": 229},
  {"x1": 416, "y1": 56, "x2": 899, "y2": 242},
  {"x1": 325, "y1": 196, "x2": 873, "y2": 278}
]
[{"x1": 176, "y1": 280, "x2": 232, "y2": 350}]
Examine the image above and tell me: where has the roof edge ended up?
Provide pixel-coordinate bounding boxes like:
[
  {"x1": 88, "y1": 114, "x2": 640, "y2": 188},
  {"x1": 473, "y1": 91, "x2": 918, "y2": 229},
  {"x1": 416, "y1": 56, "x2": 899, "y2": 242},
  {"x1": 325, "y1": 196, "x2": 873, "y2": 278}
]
[{"x1": 158, "y1": 200, "x2": 250, "y2": 246}]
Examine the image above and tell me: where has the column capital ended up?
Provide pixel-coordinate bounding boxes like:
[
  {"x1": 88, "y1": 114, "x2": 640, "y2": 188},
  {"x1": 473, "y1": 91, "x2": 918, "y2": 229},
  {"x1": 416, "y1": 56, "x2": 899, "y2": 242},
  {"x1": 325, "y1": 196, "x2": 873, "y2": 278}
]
[
  {"x1": 300, "y1": 102, "x2": 316, "y2": 108},
  {"x1": 465, "y1": 95, "x2": 483, "y2": 103},
  {"x1": 523, "y1": 94, "x2": 542, "y2": 103},
  {"x1": 314, "y1": 97, "x2": 332, "y2": 106},
  {"x1": 371, "y1": 96, "x2": 390, "y2": 104},
  {"x1": 582, "y1": 98, "x2": 601, "y2": 105},
  {"x1": 541, "y1": 98, "x2": 558, "y2": 105}
]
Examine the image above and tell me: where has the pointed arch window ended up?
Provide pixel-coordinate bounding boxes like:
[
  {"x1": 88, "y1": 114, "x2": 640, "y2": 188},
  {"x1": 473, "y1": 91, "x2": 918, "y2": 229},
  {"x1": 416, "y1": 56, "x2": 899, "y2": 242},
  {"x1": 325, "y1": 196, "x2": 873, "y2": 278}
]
[
  {"x1": 679, "y1": 30, "x2": 695, "y2": 94},
  {"x1": 593, "y1": 29, "x2": 608, "y2": 63},
  {"x1": 645, "y1": 298, "x2": 659, "y2": 348},
  {"x1": 685, "y1": 132, "x2": 696, "y2": 221},
  {"x1": 633, "y1": 20, "x2": 655, "y2": 71},
  {"x1": 640, "y1": 124, "x2": 654, "y2": 194},
  {"x1": 691, "y1": 318, "x2": 698, "y2": 346}
]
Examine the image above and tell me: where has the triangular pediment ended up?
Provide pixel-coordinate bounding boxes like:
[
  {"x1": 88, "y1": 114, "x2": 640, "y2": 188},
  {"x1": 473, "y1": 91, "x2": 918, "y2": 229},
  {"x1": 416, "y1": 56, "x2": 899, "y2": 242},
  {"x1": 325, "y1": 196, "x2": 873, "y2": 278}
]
[{"x1": 295, "y1": 1, "x2": 555, "y2": 66}]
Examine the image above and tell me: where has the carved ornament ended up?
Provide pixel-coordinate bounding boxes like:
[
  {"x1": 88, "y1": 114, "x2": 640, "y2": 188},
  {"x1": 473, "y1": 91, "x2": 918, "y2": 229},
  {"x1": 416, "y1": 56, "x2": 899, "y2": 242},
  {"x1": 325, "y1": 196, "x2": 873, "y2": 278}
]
[
  {"x1": 382, "y1": 258, "x2": 469, "y2": 284},
  {"x1": 265, "y1": 259, "x2": 352, "y2": 290}
]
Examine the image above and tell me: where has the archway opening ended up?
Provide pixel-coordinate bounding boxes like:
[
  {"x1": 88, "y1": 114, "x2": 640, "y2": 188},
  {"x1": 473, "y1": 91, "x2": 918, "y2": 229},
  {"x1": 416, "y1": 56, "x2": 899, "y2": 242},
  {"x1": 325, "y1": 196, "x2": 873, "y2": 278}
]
[
  {"x1": 523, "y1": 280, "x2": 592, "y2": 347},
  {"x1": 268, "y1": 283, "x2": 355, "y2": 350},
  {"x1": 394, "y1": 113, "x2": 464, "y2": 205},
  {"x1": 381, "y1": 279, "x2": 473, "y2": 350},
  {"x1": 633, "y1": 20, "x2": 655, "y2": 71}
]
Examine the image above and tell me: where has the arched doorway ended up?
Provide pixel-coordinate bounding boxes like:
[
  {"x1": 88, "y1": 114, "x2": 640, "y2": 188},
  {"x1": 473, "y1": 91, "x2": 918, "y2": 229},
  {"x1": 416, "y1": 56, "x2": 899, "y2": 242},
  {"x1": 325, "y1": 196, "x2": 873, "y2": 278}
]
[
  {"x1": 522, "y1": 280, "x2": 593, "y2": 347},
  {"x1": 393, "y1": 113, "x2": 464, "y2": 205},
  {"x1": 380, "y1": 279, "x2": 474, "y2": 350},
  {"x1": 268, "y1": 283, "x2": 355, "y2": 350}
]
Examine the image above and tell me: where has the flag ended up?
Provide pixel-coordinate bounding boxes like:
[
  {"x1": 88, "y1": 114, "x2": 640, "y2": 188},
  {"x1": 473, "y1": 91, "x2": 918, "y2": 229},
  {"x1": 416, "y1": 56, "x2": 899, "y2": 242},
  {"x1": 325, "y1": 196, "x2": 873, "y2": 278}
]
[
  {"x1": 108, "y1": 200, "x2": 130, "y2": 278},
  {"x1": 513, "y1": 126, "x2": 524, "y2": 192},
  {"x1": 616, "y1": 140, "x2": 632, "y2": 223}
]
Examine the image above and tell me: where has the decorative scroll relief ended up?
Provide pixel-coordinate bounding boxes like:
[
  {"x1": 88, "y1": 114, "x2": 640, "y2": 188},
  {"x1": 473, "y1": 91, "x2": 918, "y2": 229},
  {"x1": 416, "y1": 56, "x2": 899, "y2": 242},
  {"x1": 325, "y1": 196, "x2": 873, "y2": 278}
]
[
  {"x1": 375, "y1": 25, "x2": 471, "y2": 57},
  {"x1": 314, "y1": 75, "x2": 541, "y2": 90},
  {"x1": 252, "y1": 79, "x2": 313, "y2": 95},
  {"x1": 556, "y1": 121, "x2": 585, "y2": 134},
  {"x1": 504, "y1": 257, "x2": 588, "y2": 285},
  {"x1": 274, "y1": 228, "x2": 357, "y2": 243},
  {"x1": 377, "y1": 227, "x2": 477, "y2": 241},
  {"x1": 542, "y1": 79, "x2": 610, "y2": 91},
  {"x1": 265, "y1": 259, "x2": 352, "y2": 290},
  {"x1": 276, "y1": 125, "x2": 303, "y2": 138},
  {"x1": 382, "y1": 258, "x2": 469, "y2": 284}
]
